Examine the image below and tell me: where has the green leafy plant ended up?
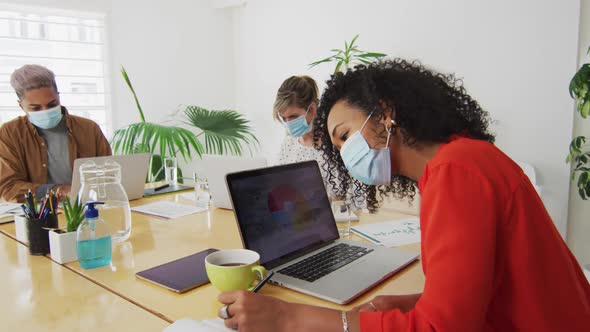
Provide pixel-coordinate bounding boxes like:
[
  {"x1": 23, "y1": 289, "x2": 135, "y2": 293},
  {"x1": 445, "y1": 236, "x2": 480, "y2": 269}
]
[
  {"x1": 308, "y1": 34, "x2": 386, "y2": 74},
  {"x1": 64, "y1": 196, "x2": 85, "y2": 233},
  {"x1": 567, "y1": 47, "x2": 590, "y2": 199},
  {"x1": 111, "y1": 67, "x2": 258, "y2": 181},
  {"x1": 183, "y1": 106, "x2": 258, "y2": 155}
]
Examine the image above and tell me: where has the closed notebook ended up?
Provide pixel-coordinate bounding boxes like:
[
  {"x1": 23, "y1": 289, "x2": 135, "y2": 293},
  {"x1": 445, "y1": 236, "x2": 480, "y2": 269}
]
[
  {"x1": 0, "y1": 213, "x2": 14, "y2": 224},
  {"x1": 164, "y1": 318, "x2": 232, "y2": 332}
]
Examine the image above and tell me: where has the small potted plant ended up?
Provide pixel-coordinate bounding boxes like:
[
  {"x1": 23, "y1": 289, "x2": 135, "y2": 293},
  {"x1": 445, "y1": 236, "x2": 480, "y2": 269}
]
[
  {"x1": 49, "y1": 196, "x2": 85, "y2": 264},
  {"x1": 308, "y1": 34, "x2": 386, "y2": 74}
]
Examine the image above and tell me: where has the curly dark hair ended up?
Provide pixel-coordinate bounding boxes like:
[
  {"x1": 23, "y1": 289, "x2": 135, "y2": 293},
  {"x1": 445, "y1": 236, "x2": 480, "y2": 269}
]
[{"x1": 313, "y1": 59, "x2": 495, "y2": 212}]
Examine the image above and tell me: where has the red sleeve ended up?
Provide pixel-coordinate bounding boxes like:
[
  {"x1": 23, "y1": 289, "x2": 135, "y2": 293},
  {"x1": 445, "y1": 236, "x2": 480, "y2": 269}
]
[{"x1": 361, "y1": 163, "x2": 500, "y2": 331}]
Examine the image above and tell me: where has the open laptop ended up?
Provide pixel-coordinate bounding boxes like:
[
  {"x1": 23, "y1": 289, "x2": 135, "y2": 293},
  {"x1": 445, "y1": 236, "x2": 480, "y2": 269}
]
[
  {"x1": 71, "y1": 153, "x2": 150, "y2": 201},
  {"x1": 200, "y1": 155, "x2": 267, "y2": 209},
  {"x1": 226, "y1": 160, "x2": 418, "y2": 304}
]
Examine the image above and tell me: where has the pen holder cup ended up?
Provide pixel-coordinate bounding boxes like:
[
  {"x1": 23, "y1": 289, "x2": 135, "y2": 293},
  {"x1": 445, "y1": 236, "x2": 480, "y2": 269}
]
[{"x1": 26, "y1": 214, "x2": 58, "y2": 256}]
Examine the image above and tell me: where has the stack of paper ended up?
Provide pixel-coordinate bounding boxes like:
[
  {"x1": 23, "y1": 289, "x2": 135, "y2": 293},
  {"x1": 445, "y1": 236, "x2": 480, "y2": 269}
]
[
  {"x1": 0, "y1": 201, "x2": 22, "y2": 224},
  {"x1": 131, "y1": 201, "x2": 207, "y2": 219},
  {"x1": 351, "y1": 218, "x2": 421, "y2": 247}
]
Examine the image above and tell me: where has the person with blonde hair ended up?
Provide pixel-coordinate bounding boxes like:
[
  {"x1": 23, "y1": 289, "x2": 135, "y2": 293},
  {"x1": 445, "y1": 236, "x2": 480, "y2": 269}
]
[
  {"x1": 0, "y1": 64, "x2": 111, "y2": 202},
  {"x1": 274, "y1": 75, "x2": 341, "y2": 198}
]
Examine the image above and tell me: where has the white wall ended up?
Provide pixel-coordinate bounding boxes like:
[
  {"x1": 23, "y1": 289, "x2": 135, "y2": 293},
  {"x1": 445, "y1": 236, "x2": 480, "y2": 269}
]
[
  {"x1": 13, "y1": 0, "x2": 237, "y2": 177},
  {"x1": 106, "y1": 0, "x2": 236, "y2": 176},
  {"x1": 567, "y1": 1, "x2": 590, "y2": 266},
  {"x1": 107, "y1": 0, "x2": 235, "y2": 130},
  {"x1": 233, "y1": 0, "x2": 580, "y2": 237}
]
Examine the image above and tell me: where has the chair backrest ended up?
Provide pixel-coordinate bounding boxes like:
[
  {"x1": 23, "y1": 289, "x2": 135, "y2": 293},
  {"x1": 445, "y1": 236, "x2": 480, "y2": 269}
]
[{"x1": 516, "y1": 161, "x2": 541, "y2": 194}]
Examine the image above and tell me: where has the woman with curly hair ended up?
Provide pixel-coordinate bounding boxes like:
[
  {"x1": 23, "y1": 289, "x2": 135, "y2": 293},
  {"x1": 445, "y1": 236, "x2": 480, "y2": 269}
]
[{"x1": 217, "y1": 60, "x2": 590, "y2": 331}]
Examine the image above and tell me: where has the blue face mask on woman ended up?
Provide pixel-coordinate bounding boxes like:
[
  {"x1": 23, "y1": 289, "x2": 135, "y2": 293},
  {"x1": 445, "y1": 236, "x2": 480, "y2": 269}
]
[
  {"x1": 339, "y1": 113, "x2": 392, "y2": 186},
  {"x1": 27, "y1": 105, "x2": 63, "y2": 129},
  {"x1": 282, "y1": 105, "x2": 311, "y2": 137}
]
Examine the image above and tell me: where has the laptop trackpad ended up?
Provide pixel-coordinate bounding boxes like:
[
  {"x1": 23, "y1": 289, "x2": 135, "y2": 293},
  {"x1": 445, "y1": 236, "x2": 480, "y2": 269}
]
[{"x1": 302, "y1": 255, "x2": 394, "y2": 303}]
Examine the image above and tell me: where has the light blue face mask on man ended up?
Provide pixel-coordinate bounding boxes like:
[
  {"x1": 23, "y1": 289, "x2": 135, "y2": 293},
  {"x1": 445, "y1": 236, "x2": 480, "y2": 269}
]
[
  {"x1": 282, "y1": 105, "x2": 311, "y2": 137},
  {"x1": 27, "y1": 105, "x2": 63, "y2": 129},
  {"x1": 340, "y1": 112, "x2": 392, "y2": 186}
]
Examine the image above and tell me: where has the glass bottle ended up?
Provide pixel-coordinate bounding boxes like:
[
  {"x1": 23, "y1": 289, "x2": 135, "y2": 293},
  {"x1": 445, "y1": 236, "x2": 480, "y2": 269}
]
[{"x1": 78, "y1": 160, "x2": 132, "y2": 243}]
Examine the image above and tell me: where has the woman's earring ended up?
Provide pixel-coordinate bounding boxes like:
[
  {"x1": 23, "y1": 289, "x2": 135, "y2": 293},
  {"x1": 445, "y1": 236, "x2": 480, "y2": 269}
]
[{"x1": 389, "y1": 119, "x2": 398, "y2": 134}]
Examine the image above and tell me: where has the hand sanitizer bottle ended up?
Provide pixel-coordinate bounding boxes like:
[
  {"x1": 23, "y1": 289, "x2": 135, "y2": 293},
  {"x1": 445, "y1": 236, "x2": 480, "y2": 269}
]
[{"x1": 76, "y1": 202, "x2": 112, "y2": 269}]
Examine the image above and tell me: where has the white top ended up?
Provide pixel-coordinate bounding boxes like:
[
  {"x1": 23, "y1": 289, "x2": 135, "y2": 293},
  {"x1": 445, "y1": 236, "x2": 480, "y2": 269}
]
[{"x1": 276, "y1": 135, "x2": 338, "y2": 197}]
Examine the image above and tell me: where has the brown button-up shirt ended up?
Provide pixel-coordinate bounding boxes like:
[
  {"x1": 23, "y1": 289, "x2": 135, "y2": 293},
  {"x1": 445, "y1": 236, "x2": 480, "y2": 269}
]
[{"x1": 0, "y1": 107, "x2": 112, "y2": 202}]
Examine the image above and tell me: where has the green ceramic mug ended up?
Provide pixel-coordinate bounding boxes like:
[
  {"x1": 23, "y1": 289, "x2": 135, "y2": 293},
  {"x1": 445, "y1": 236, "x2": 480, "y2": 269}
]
[{"x1": 205, "y1": 249, "x2": 266, "y2": 291}]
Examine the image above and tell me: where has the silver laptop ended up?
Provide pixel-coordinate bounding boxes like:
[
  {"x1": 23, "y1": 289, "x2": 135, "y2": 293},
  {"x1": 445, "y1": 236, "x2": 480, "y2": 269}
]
[
  {"x1": 71, "y1": 153, "x2": 150, "y2": 201},
  {"x1": 226, "y1": 161, "x2": 418, "y2": 304},
  {"x1": 201, "y1": 155, "x2": 267, "y2": 209}
]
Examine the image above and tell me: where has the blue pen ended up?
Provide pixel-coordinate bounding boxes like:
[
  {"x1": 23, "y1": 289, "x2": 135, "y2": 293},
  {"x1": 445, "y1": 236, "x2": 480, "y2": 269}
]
[
  {"x1": 22, "y1": 201, "x2": 34, "y2": 219},
  {"x1": 25, "y1": 191, "x2": 36, "y2": 218},
  {"x1": 21, "y1": 204, "x2": 30, "y2": 218},
  {"x1": 41, "y1": 207, "x2": 50, "y2": 221}
]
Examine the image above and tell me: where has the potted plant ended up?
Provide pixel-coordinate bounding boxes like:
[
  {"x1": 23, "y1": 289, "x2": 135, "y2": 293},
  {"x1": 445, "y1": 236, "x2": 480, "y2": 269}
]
[
  {"x1": 308, "y1": 34, "x2": 386, "y2": 74},
  {"x1": 48, "y1": 196, "x2": 85, "y2": 264},
  {"x1": 567, "y1": 47, "x2": 590, "y2": 199},
  {"x1": 110, "y1": 67, "x2": 258, "y2": 182},
  {"x1": 567, "y1": 46, "x2": 590, "y2": 279}
]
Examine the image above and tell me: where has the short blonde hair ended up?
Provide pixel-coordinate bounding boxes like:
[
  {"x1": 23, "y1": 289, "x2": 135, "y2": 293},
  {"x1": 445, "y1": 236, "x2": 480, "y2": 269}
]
[
  {"x1": 10, "y1": 64, "x2": 58, "y2": 99},
  {"x1": 273, "y1": 76, "x2": 319, "y2": 121}
]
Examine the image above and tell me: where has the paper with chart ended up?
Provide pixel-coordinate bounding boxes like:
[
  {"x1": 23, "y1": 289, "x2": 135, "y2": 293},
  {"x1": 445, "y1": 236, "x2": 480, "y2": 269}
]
[
  {"x1": 164, "y1": 318, "x2": 233, "y2": 332},
  {"x1": 351, "y1": 218, "x2": 421, "y2": 247},
  {"x1": 131, "y1": 201, "x2": 206, "y2": 219}
]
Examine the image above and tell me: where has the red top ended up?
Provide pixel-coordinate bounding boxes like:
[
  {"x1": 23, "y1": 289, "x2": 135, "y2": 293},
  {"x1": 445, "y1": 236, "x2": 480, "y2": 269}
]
[{"x1": 360, "y1": 137, "x2": 590, "y2": 331}]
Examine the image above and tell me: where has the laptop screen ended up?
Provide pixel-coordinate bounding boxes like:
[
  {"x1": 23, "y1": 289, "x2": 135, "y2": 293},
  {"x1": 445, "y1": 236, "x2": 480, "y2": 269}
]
[{"x1": 226, "y1": 161, "x2": 339, "y2": 266}]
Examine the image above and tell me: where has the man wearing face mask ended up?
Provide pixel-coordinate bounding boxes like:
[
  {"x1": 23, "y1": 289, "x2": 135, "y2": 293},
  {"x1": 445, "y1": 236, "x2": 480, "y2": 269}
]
[{"x1": 0, "y1": 64, "x2": 111, "y2": 202}]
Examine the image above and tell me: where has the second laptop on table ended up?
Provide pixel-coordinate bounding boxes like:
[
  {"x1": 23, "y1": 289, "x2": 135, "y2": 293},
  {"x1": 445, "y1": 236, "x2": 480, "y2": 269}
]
[{"x1": 70, "y1": 153, "x2": 150, "y2": 200}]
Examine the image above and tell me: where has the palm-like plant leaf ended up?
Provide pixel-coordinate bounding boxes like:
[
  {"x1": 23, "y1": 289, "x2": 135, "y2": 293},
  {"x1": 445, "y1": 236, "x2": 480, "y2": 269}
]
[
  {"x1": 184, "y1": 105, "x2": 258, "y2": 155},
  {"x1": 113, "y1": 66, "x2": 259, "y2": 182},
  {"x1": 112, "y1": 122, "x2": 203, "y2": 161}
]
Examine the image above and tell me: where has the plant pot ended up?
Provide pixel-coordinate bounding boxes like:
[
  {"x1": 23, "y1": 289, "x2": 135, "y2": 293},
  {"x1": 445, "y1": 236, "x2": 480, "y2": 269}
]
[
  {"x1": 14, "y1": 214, "x2": 28, "y2": 244},
  {"x1": 49, "y1": 229, "x2": 78, "y2": 264}
]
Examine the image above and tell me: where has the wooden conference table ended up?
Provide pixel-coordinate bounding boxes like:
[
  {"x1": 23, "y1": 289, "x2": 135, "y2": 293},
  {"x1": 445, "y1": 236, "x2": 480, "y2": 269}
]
[
  {"x1": 0, "y1": 232, "x2": 169, "y2": 331},
  {"x1": 0, "y1": 191, "x2": 424, "y2": 328}
]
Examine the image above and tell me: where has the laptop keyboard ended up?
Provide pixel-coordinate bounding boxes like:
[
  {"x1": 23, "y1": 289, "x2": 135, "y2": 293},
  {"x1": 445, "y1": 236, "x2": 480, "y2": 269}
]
[{"x1": 277, "y1": 243, "x2": 373, "y2": 282}]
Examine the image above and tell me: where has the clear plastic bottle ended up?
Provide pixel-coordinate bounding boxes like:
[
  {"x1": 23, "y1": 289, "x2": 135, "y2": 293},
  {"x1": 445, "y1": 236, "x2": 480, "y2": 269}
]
[{"x1": 76, "y1": 202, "x2": 112, "y2": 269}]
